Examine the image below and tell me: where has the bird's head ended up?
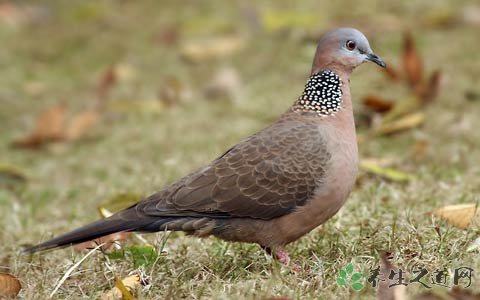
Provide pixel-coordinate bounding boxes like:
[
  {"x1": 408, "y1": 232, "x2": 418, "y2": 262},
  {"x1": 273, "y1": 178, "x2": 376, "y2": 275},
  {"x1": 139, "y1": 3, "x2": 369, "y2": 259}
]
[{"x1": 312, "y1": 28, "x2": 386, "y2": 74}]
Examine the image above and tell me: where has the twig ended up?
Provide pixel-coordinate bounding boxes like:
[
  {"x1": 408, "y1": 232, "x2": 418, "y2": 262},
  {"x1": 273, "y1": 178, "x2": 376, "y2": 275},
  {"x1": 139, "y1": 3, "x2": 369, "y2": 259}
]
[{"x1": 50, "y1": 243, "x2": 105, "y2": 298}]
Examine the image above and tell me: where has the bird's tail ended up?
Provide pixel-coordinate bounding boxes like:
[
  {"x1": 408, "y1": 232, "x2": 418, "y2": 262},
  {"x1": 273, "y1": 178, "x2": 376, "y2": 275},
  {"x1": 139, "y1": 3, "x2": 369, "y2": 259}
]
[{"x1": 23, "y1": 209, "x2": 158, "y2": 254}]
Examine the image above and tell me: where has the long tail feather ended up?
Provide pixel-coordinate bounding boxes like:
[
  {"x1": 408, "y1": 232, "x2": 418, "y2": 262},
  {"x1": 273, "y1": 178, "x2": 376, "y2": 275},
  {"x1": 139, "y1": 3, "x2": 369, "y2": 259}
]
[{"x1": 24, "y1": 209, "x2": 156, "y2": 253}]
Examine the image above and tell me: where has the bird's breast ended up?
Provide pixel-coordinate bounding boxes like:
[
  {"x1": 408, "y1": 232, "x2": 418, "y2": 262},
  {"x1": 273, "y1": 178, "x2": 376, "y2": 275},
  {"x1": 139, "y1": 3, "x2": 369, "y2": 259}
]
[{"x1": 272, "y1": 111, "x2": 359, "y2": 245}]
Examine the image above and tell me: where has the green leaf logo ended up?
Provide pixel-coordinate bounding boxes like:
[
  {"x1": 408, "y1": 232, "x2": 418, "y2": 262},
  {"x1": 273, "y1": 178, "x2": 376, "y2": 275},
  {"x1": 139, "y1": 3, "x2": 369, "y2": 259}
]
[{"x1": 335, "y1": 263, "x2": 365, "y2": 291}]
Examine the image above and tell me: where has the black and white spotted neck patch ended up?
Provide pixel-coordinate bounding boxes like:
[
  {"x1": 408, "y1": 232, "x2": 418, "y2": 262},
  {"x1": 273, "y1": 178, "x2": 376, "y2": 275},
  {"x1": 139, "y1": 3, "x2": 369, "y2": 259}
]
[{"x1": 294, "y1": 70, "x2": 343, "y2": 116}]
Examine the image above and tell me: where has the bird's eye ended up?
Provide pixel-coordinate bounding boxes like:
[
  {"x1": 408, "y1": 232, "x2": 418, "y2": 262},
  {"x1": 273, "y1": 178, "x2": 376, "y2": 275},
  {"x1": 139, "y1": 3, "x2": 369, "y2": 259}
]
[{"x1": 345, "y1": 40, "x2": 356, "y2": 51}]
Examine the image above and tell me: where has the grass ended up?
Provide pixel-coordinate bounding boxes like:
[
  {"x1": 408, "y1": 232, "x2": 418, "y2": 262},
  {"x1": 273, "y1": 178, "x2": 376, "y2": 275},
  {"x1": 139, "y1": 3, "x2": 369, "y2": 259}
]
[{"x1": 0, "y1": 1, "x2": 479, "y2": 299}]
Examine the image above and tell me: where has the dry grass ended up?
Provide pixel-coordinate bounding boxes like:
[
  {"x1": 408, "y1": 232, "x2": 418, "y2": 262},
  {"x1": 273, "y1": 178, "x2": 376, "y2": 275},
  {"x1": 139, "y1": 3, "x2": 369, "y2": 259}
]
[{"x1": 1, "y1": 1, "x2": 479, "y2": 299}]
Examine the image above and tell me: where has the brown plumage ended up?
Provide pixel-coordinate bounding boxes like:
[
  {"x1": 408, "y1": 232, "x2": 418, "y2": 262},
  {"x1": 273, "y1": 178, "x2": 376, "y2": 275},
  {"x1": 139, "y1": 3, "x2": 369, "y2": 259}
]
[{"x1": 25, "y1": 28, "x2": 386, "y2": 265}]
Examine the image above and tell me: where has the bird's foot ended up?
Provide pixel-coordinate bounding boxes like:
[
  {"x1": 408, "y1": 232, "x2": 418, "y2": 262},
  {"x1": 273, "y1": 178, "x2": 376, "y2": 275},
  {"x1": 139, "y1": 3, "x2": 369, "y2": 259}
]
[
  {"x1": 274, "y1": 249, "x2": 290, "y2": 265},
  {"x1": 264, "y1": 247, "x2": 301, "y2": 273}
]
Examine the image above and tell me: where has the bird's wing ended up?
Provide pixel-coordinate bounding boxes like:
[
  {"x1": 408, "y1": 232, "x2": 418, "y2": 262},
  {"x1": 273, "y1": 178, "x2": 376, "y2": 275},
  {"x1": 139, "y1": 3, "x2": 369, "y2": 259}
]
[{"x1": 136, "y1": 120, "x2": 331, "y2": 220}]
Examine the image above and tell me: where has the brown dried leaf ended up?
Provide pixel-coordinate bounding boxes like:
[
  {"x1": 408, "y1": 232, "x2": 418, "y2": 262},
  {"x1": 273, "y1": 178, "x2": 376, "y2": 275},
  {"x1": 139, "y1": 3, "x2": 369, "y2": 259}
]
[
  {"x1": 96, "y1": 65, "x2": 117, "y2": 105},
  {"x1": 376, "y1": 112, "x2": 425, "y2": 135},
  {"x1": 363, "y1": 95, "x2": 395, "y2": 113},
  {"x1": 101, "y1": 274, "x2": 140, "y2": 300},
  {"x1": 64, "y1": 110, "x2": 100, "y2": 141},
  {"x1": 377, "y1": 252, "x2": 407, "y2": 300},
  {"x1": 73, "y1": 232, "x2": 132, "y2": 253},
  {"x1": 12, "y1": 103, "x2": 67, "y2": 148},
  {"x1": 417, "y1": 70, "x2": 443, "y2": 104},
  {"x1": 431, "y1": 204, "x2": 480, "y2": 229},
  {"x1": 0, "y1": 272, "x2": 21, "y2": 298},
  {"x1": 403, "y1": 31, "x2": 423, "y2": 88}
]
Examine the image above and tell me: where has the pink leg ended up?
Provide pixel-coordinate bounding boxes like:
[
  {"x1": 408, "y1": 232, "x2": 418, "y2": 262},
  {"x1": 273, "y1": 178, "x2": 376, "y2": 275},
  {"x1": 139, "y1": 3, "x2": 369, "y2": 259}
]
[
  {"x1": 264, "y1": 247, "x2": 301, "y2": 272},
  {"x1": 274, "y1": 249, "x2": 291, "y2": 265}
]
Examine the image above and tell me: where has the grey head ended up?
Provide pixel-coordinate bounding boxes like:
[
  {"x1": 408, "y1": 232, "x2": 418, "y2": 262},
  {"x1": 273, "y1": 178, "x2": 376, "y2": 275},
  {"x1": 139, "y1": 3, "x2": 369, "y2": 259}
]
[{"x1": 311, "y1": 27, "x2": 386, "y2": 74}]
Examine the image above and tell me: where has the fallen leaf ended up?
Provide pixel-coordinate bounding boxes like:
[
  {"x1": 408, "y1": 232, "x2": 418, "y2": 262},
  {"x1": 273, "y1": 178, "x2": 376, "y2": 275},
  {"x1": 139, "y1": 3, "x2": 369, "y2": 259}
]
[
  {"x1": 64, "y1": 110, "x2": 100, "y2": 141},
  {"x1": 98, "y1": 193, "x2": 143, "y2": 215},
  {"x1": 0, "y1": 163, "x2": 27, "y2": 187},
  {"x1": 376, "y1": 112, "x2": 425, "y2": 135},
  {"x1": 417, "y1": 70, "x2": 443, "y2": 104},
  {"x1": 180, "y1": 36, "x2": 245, "y2": 62},
  {"x1": 0, "y1": 272, "x2": 21, "y2": 298},
  {"x1": 381, "y1": 96, "x2": 421, "y2": 124},
  {"x1": 363, "y1": 95, "x2": 395, "y2": 113},
  {"x1": 431, "y1": 204, "x2": 480, "y2": 229},
  {"x1": 360, "y1": 160, "x2": 414, "y2": 182},
  {"x1": 261, "y1": 10, "x2": 319, "y2": 32},
  {"x1": 96, "y1": 65, "x2": 117, "y2": 106},
  {"x1": 403, "y1": 31, "x2": 423, "y2": 88},
  {"x1": 12, "y1": 103, "x2": 67, "y2": 148},
  {"x1": 74, "y1": 232, "x2": 132, "y2": 253},
  {"x1": 101, "y1": 274, "x2": 140, "y2": 300},
  {"x1": 378, "y1": 252, "x2": 407, "y2": 300}
]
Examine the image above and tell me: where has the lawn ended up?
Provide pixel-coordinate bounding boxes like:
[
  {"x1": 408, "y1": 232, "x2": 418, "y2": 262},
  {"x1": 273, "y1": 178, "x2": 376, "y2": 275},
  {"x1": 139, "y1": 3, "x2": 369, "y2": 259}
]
[{"x1": 0, "y1": 1, "x2": 479, "y2": 299}]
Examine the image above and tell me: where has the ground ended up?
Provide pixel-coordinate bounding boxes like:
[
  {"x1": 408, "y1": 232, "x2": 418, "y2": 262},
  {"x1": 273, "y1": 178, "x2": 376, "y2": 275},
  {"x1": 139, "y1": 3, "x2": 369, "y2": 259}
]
[{"x1": 0, "y1": 1, "x2": 479, "y2": 299}]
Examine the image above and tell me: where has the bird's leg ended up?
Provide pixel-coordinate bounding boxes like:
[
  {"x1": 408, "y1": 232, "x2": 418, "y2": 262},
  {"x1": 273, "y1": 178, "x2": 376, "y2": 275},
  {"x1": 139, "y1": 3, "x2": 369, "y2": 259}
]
[{"x1": 262, "y1": 246, "x2": 301, "y2": 272}]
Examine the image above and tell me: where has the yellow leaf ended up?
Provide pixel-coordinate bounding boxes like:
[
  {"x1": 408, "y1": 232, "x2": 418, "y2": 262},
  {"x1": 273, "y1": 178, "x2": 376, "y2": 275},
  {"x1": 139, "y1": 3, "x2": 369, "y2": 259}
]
[
  {"x1": 431, "y1": 204, "x2": 480, "y2": 229},
  {"x1": 180, "y1": 36, "x2": 245, "y2": 62},
  {"x1": 101, "y1": 274, "x2": 140, "y2": 300},
  {"x1": 360, "y1": 160, "x2": 414, "y2": 182},
  {"x1": 261, "y1": 11, "x2": 319, "y2": 32},
  {"x1": 0, "y1": 162, "x2": 27, "y2": 186},
  {"x1": 98, "y1": 193, "x2": 142, "y2": 216},
  {"x1": 0, "y1": 272, "x2": 21, "y2": 298},
  {"x1": 375, "y1": 112, "x2": 425, "y2": 135},
  {"x1": 380, "y1": 96, "x2": 421, "y2": 124}
]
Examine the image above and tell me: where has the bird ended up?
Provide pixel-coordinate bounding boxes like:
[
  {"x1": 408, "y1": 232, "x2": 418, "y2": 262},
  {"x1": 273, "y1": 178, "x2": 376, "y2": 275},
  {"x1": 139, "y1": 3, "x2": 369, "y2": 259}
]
[{"x1": 25, "y1": 28, "x2": 386, "y2": 267}]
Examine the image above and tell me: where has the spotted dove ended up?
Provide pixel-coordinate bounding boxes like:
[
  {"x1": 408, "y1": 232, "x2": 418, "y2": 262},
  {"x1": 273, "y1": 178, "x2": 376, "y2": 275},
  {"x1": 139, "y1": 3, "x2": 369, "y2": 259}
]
[{"x1": 25, "y1": 28, "x2": 386, "y2": 266}]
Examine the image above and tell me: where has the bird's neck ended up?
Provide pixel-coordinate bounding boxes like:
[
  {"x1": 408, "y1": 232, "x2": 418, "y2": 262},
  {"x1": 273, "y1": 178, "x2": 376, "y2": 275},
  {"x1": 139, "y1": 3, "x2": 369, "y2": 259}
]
[{"x1": 293, "y1": 69, "x2": 351, "y2": 117}]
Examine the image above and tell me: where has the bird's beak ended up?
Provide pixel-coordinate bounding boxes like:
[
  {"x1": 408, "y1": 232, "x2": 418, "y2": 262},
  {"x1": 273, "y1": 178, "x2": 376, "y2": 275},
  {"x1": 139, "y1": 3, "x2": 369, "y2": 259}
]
[{"x1": 365, "y1": 53, "x2": 386, "y2": 68}]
